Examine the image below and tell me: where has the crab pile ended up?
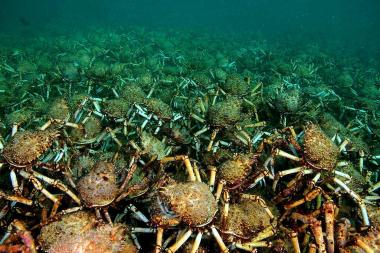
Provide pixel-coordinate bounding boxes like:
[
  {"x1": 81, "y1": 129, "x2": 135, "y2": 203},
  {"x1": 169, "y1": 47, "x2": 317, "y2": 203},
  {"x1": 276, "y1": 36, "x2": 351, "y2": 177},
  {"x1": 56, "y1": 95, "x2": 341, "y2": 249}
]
[{"x1": 0, "y1": 26, "x2": 379, "y2": 253}]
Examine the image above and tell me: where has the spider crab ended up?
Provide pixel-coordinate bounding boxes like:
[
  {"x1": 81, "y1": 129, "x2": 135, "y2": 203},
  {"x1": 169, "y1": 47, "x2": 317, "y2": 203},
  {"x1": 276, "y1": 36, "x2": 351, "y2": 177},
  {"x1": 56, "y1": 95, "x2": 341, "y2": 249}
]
[
  {"x1": 76, "y1": 159, "x2": 149, "y2": 224},
  {"x1": 37, "y1": 210, "x2": 137, "y2": 253},
  {"x1": 0, "y1": 130, "x2": 80, "y2": 216},
  {"x1": 267, "y1": 123, "x2": 370, "y2": 227},
  {"x1": 131, "y1": 155, "x2": 275, "y2": 253}
]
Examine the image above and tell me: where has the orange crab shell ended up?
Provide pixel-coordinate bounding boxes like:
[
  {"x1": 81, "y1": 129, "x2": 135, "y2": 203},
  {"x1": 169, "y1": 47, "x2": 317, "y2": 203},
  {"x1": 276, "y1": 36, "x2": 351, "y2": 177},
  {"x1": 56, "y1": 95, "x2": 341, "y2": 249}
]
[
  {"x1": 77, "y1": 161, "x2": 119, "y2": 208},
  {"x1": 158, "y1": 181, "x2": 218, "y2": 227},
  {"x1": 303, "y1": 123, "x2": 339, "y2": 171},
  {"x1": 2, "y1": 130, "x2": 59, "y2": 167}
]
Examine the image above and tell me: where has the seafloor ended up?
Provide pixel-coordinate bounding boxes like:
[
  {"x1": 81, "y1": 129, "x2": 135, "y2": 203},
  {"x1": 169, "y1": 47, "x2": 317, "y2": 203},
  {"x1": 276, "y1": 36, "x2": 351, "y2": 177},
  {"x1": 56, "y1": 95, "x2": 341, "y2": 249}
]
[{"x1": 0, "y1": 27, "x2": 379, "y2": 252}]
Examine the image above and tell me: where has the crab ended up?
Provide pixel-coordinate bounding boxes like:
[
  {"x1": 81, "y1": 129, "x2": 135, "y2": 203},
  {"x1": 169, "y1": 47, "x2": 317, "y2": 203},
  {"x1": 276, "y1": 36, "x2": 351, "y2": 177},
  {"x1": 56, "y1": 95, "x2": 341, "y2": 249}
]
[
  {"x1": 131, "y1": 155, "x2": 229, "y2": 253},
  {"x1": 136, "y1": 131, "x2": 171, "y2": 161},
  {"x1": 0, "y1": 130, "x2": 80, "y2": 216},
  {"x1": 4, "y1": 109, "x2": 33, "y2": 136},
  {"x1": 189, "y1": 96, "x2": 266, "y2": 153},
  {"x1": 69, "y1": 115, "x2": 103, "y2": 145},
  {"x1": 76, "y1": 159, "x2": 149, "y2": 224},
  {"x1": 213, "y1": 153, "x2": 271, "y2": 197},
  {"x1": 49, "y1": 223, "x2": 137, "y2": 253},
  {"x1": 38, "y1": 210, "x2": 97, "y2": 252},
  {"x1": 219, "y1": 194, "x2": 277, "y2": 252},
  {"x1": 37, "y1": 210, "x2": 137, "y2": 253},
  {"x1": 39, "y1": 98, "x2": 82, "y2": 131},
  {"x1": 132, "y1": 154, "x2": 275, "y2": 253},
  {"x1": 268, "y1": 123, "x2": 371, "y2": 227}
]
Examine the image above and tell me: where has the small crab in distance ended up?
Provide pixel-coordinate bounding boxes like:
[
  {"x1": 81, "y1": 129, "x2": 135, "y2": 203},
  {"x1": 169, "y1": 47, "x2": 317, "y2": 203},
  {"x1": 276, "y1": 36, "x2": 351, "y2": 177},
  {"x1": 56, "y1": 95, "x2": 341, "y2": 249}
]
[
  {"x1": 39, "y1": 98, "x2": 83, "y2": 131},
  {"x1": 267, "y1": 122, "x2": 371, "y2": 227},
  {"x1": 190, "y1": 96, "x2": 266, "y2": 153},
  {"x1": 0, "y1": 130, "x2": 81, "y2": 216}
]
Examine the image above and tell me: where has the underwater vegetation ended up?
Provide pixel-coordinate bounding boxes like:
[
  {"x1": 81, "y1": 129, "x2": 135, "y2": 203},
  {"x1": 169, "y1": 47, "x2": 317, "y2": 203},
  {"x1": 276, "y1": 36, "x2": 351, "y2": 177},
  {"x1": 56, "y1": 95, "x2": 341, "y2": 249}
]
[{"x1": 0, "y1": 26, "x2": 379, "y2": 253}]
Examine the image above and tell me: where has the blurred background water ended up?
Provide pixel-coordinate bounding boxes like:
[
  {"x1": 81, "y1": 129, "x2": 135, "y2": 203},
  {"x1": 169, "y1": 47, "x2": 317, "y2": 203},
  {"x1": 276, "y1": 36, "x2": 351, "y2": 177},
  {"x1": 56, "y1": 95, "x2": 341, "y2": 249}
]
[{"x1": 1, "y1": 0, "x2": 379, "y2": 57}]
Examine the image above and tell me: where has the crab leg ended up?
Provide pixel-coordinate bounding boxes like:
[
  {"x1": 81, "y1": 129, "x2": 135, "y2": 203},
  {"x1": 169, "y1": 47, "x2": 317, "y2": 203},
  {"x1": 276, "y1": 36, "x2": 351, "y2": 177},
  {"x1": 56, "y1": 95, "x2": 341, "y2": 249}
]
[
  {"x1": 309, "y1": 244, "x2": 317, "y2": 253},
  {"x1": 368, "y1": 180, "x2": 380, "y2": 193},
  {"x1": 106, "y1": 127, "x2": 122, "y2": 147},
  {"x1": 248, "y1": 168, "x2": 272, "y2": 188},
  {"x1": 130, "y1": 233, "x2": 142, "y2": 251},
  {"x1": 364, "y1": 195, "x2": 380, "y2": 203},
  {"x1": 336, "y1": 218, "x2": 350, "y2": 250},
  {"x1": 354, "y1": 238, "x2": 374, "y2": 253},
  {"x1": 11, "y1": 123, "x2": 19, "y2": 137},
  {"x1": 27, "y1": 170, "x2": 81, "y2": 205},
  {"x1": 359, "y1": 150, "x2": 365, "y2": 173},
  {"x1": 0, "y1": 205, "x2": 10, "y2": 220},
  {"x1": 290, "y1": 231, "x2": 301, "y2": 253},
  {"x1": 102, "y1": 208, "x2": 112, "y2": 224},
  {"x1": 118, "y1": 161, "x2": 138, "y2": 193},
  {"x1": 208, "y1": 166, "x2": 217, "y2": 191},
  {"x1": 263, "y1": 156, "x2": 275, "y2": 177},
  {"x1": 274, "y1": 149, "x2": 302, "y2": 162},
  {"x1": 194, "y1": 126, "x2": 209, "y2": 137},
  {"x1": 166, "y1": 229, "x2": 193, "y2": 253},
  {"x1": 334, "y1": 170, "x2": 351, "y2": 181},
  {"x1": 154, "y1": 227, "x2": 164, "y2": 253},
  {"x1": 284, "y1": 187, "x2": 322, "y2": 210},
  {"x1": 190, "y1": 231, "x2": 203, "y2": 253},
  {"x1": 272, "y1": 166, "x2": 311, "y2": 191},
  {"x1": 214, "y1": 180, "x2": 226, "y2": 202},
  {"x1": 323, "y1": 201, "x2": 335, "y2": 253},
  {"x1": 239, "y1": 225, "x2": 277, "y2": 247},
  {"x1": 0, "y1": 190, "x2": 32, "y2": 206},
  {"x1": 161, "y1": 155, "x2": 196, "y2": 182},
  {"x1": 18, "y1": 171, "x2": 59, "y2": 214},
  {"x1": 126, "y1": 204, "x2": 149, "y2": 223},
  {"x1": 222, "y1": 191, "x2": 230, "y2": 225},
  {"x1": 338, "y1": 139, "x2": 349, "y2": 152},
  {"x1": 207, "y1": 129, "x2": 219, "y2": 152},
  {"x1": 235, "y1": 241, "x2": 271, "y2": 251},
  {"x1": 190, "y1": 113, "x2": 205, "y2": 123},
  {"x1": 210, "y1": 225, "x2": 229, "y2": 253},
  {"x1": 333, "y1": 177, "x2": 370, "y2": 226},
  {"x1": 9, "y1": 169, "x2": 20, "y2": 194},
  {"x1": 40, "y1": 119, "x2": 82, "y2": 131},
  {"x1": 193, "y1": 163, "x2": 202, "y2": 182},
  {"x1": 309, "y1": 218, "x2": 326, "y2": 253},
  {"x1": 258, "y1": 226, "x2": 278, "y2": 243}
]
